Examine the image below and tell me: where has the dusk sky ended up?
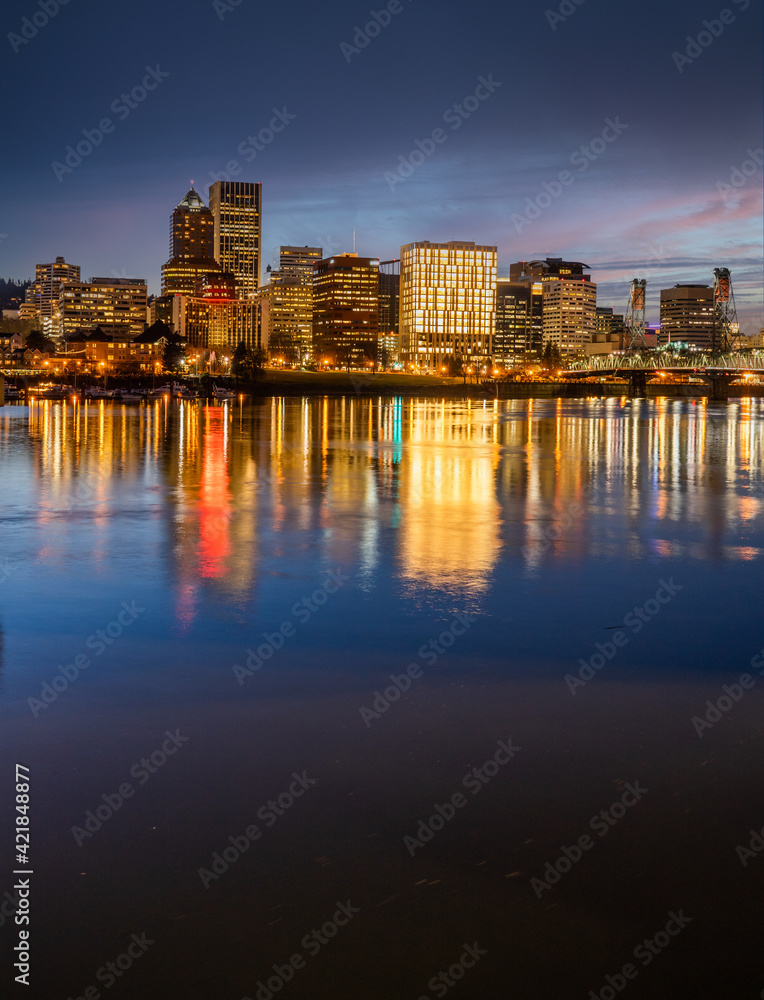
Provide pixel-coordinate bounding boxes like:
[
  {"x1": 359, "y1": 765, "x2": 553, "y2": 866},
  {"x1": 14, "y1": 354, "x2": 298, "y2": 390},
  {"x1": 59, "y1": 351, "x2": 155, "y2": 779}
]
[{"x1": 3, "y1": 0, "x2": 762, "y2": 329}]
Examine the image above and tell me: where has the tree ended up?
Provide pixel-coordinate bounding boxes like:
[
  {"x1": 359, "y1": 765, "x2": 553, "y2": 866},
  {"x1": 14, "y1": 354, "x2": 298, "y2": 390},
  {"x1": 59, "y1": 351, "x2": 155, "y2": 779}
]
[
  {"x1": 25, "y1": 330, "x2": 56, "y2": 353},
  {"x1": 231, "y1": 342, "x2": 266, "y2": 383},
  {"x1": 162, "y1": 330, "x2": 186, "y2": 371},
  {"x1": 447, "y1": 354, "x2": 466, "y2": 381},
  {"x1": 540, "y1": 342, "x2": 563, "y2": 372}
]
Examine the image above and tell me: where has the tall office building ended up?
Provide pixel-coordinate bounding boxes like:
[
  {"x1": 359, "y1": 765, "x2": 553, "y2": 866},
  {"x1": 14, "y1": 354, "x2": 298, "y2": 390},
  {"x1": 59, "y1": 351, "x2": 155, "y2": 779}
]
[
  {"x1": 495, "y1": 280, "x2": 532, "y2": 362},
  {"x1": 58, "y1": 278, "x2": 147, "y2": 340},
  {"x1": 312, "y1": 253, "x2": 379, "y2": 366},
  {"x1": 161, "y1": 188, "x2": 220, "y2": 296},
  {"x1": 659, "y1": 285, "x2": 715, "y2": 350},
  {"x1": 400, "y1": 240, "x2": 496, "y2": 368},
  {"x1": 209, "y1": 181, "x2": 262, "y2": 300},
  {"x1": 511, "y1": 258, "x2": 596, "y2": 353},
  {"x1": 279, "y1": 246, "x2": 322, "y2": 283},
  {"x1": 378, "y1": 259, "x2": 401, "y2": 366},
  {"x1": 32, "y1": 256, "x2": 81, "y2": 339}
]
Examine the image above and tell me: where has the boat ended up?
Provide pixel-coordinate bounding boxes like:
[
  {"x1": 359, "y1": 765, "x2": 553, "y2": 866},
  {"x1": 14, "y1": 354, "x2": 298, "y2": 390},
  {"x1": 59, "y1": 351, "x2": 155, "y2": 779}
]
[
  {"x1": 3, "y1": 385, "x2": 22, "y2": 400},
  {"x1": 212, "y1": 383, "x2": 235, "y2": 400},
  {"x1": 111, "y1": 391, "x2": 144, "y2": 402}
]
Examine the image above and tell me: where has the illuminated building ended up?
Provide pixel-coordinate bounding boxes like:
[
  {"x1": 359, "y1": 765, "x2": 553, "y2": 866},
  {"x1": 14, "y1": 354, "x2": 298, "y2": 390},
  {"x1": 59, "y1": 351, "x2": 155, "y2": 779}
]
[
  {"x1": 279, "y1": 246, "x2": 322, "y2": 283},
  {"x1": 82, "y1": 327, "x2": 167, "y2": 371},
  {"x1": 59, "y1": 277, "x2": 148, "y2": 340},
  {"x1": 312, "y1": 253, "x2": 379, "y2": 366},
  {"x1": 209, "y1": 181, "x2": 262, "y2": 300},
  {"x1": 511, "y1": 258, "x2": 596, "y2": 354},
  {"x1": 494, "y1": 280, "x2": 532, "y2": 363},
  {"x1": 400, "y1": 240, "x2": 496, "y2": 369},
  {"x1": 30, "y1": 256, "x2": 81, "y2": 339},
  {"x1": 659, "y1": 285, "x2": 715, "y2": 350},
  {"x1": 256, "y1": 273, "x2": 313, "y2": 363},
  {"x1": 181, "y1": 272, "x2": 260, "y2": 353},
  {"x1": 161, "y1": 188, "x2": 220, "y2": 296}
]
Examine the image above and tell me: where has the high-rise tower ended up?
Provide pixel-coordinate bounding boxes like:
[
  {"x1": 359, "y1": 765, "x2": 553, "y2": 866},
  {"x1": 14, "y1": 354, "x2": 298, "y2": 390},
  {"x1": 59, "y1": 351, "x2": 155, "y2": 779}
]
[
  {"x1": 161, "y1": 188, "x2": 220, "y2": 296},
  {"x1": 209, "y1": 181, "x2": 262, "y2": 300}
]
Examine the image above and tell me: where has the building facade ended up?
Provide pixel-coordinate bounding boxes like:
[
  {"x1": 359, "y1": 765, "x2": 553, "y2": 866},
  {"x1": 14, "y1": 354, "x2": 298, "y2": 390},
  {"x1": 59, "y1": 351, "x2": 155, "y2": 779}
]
[
  {"x1": 279, "y1": 246, "x2": 322, "y2": 283},
  {"x1": 180, "y1": 273, "x2": 260, "y2": 355},
  {"x1": 31, "y1": 256, "x2": 81, "y2": 339},
  {"x1": 659, "y1": 285, "x2": 715, "y2": 350},
  {"x1": 58, "y1": 278, "x2": 147, "y2": 340},
  {"x1": 494, "y1": 280, "x2": 532, "y2": 363},
  {"x1": 209, "y1": 181, "x2": 262, "y2": 300},
  {"x1": 312, "y1": 253, "x2": 379, "y2": 366},
  {"x1": 161, "y1": 188, "x2": 220, "y2": 296},
  {"x1": 400, "y1": 241, "x2": 496, "y2": 369},
  {"x1": 511, "y1": 258, "x2": 596, "y2": 354},
  {"x1": 257, "y1": 274, "x2": 313, "y2": 363}
]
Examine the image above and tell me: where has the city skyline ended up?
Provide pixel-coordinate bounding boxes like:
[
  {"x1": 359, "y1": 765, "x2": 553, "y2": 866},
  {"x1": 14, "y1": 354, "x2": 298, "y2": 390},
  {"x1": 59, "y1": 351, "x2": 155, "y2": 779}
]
[{"x1": 1, "y1": 0, "x2": 761, "y2": 331}]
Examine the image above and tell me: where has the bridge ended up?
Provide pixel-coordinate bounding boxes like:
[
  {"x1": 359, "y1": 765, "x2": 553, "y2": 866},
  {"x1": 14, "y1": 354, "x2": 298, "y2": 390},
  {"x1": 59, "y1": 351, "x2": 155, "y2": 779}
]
[{"x1": 562, "y1": 353, "x2": 764, "y2": 400}]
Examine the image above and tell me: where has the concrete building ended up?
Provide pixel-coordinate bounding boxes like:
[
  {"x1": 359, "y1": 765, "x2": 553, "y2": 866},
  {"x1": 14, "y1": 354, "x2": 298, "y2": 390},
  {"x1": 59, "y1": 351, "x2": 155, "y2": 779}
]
[
  {"x1": 400, "y1": 240, "x2": 496, "y2": 369},
  {"x1": 209, "y1": 181, "x2": 262, "y2": 300},
  {"x1": 256, "y1": 273, "x2": 313, "y2": 363},
  {"x1": 180, "y1": 273, "x2": 260, "y2": 355},
  {"x1": 511, "y1": 258, "x2": 596, "y2": 353},
  {"x1": 30, "y1": 256, "x2": 81, "y2": 339},
  {"x1": 279, "y1": 246, "x2": 322, "y2": 283},
  {"x1": 58, "y1": 277, "x2": 147, "y2": 340},
  {"x1": 659, "y1": 285, "x2": 715, "y2": 350},
  {"x1": 312, "y1": 253, "x2": 379, "y2": 366}
]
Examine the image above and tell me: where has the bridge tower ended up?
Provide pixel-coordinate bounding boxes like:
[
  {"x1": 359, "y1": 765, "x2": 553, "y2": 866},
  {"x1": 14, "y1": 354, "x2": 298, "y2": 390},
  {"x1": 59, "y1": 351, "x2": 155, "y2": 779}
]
[
  {"x1": 712, "y1": 268, "x2": 739, "y2": 354},
  {"x1": 624, "y1": 279, "x2": 647, "y2": 352}
]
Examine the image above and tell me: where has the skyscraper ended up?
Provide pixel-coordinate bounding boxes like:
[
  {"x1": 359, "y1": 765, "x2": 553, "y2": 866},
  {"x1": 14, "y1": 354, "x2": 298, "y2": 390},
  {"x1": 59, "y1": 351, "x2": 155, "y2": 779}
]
[
  {"x1": 161, "y1": 188, "x2": 220, "y2": 296},
  {"x1": 256, "y1": 274, "x2": 314, "y2": 363},
  {"x1": 312, "y1": 253, "x2": 379, "y2": 366},
  {"x1": 400, "y1": 240, "x2": 496, "y2": 369},
  {"x1": 209, "y1": 181, "x2": 262, "y2": 300}
]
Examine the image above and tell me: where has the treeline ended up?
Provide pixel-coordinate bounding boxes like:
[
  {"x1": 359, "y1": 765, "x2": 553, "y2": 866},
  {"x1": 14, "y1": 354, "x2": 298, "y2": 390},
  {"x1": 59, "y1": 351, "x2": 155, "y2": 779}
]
[{"x1": 0, "y1": 278, "x2": 32, "y2": 308}]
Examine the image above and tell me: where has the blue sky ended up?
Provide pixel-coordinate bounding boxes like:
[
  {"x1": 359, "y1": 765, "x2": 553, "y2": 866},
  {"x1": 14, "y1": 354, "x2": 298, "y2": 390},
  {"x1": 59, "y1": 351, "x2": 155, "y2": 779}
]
[{"x1": 2, "y1": 0, "x2": 762, "y2": 329}]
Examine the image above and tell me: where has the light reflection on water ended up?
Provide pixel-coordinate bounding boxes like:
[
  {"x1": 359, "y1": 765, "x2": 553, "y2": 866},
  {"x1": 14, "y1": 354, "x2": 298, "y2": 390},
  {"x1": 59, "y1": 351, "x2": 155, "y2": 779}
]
[{"x1": 3, "y1": 396, "x2": 762, "y2": 614}]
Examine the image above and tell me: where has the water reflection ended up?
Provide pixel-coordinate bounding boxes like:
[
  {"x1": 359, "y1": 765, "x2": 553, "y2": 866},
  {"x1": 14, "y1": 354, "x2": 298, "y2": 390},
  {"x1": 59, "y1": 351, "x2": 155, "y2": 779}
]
[{"x1": 4, "y1": 396, "x2": 763, "y2": 622}]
